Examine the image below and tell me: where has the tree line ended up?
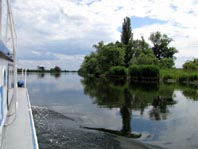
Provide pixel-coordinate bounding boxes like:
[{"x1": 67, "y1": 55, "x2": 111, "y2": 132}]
[{"x1": 19, "y1": 66, "x2": 65, "y2": 73}]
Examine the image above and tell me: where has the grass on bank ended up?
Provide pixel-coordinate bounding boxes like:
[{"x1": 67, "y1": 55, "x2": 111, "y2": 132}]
[{"x1": 160, "y1": 69, "x2": 198, "y2": 83}]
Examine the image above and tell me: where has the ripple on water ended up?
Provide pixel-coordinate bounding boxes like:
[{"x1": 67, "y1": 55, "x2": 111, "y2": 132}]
[{"x1": 32, "y1": 106, "x2": 121, "y2": 149}]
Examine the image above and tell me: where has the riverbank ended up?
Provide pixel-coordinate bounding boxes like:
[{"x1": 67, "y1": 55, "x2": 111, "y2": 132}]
[
  {"x1": 80, "y1": 68, "x2": 198, "y2": 84},
  {"x1": 160, "y1": 69, "x2": 198, "y2": 83},
  {"x1": 32, "y1": 106, "x2": 162, "y2": 149}
]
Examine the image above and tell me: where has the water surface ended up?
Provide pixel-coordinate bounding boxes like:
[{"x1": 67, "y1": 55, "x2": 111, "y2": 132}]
[{"x1": 27, "y1": 72, "x2": 198, "y2": 149}]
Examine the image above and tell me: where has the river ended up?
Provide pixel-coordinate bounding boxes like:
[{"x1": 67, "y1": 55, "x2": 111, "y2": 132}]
[{"x1": 27, "y1": 72, "x2": 198, "y2": 149}]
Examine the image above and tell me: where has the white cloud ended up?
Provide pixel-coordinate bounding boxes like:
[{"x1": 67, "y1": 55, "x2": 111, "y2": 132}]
[{"x1": 7, "y1": 0, "x2": 198, "y2": 69}]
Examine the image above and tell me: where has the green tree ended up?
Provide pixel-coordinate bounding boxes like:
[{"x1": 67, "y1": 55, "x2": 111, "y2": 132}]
[
  {"x1": 133, "y1": 36, "x2": 150, "y2": 52},
  {"x1": 54, "y1": 66, "x2": 61, "y2": 72},
  {"x1": 125, "y1": 36, "x2": 152, "y2": 66},
  {"x1": 149, "y1": 31, "x2": 177, "y2": 60},
  {"x1": 93, "y1": 41, "x2": 104, "y2": 52},
  {"x1": 120, "y1": 17, "x2": 133, "y2": 66},
  {"x1": 96, "y1": 42, "x2": 125, "y2": 73},
  {"x1": 50, "y1": 66, "x2": 61, "y2": 72},
  {"x1": 130, "y1": 52, "x2": 159, "y2": 65},
  {"x1": 79, "y1": 42, "x2": 125, "y2": 76},
  {"x1": 121, "y1": 17, "x2": 132, "y2": 45},
  {"x1": 127, "y1": 36, "x2": 158, "y2": 66},
  {"x1": 124, "y1": 41, "x2": 134, "y2": 66},
  {"x1": 159, "y1": 58, "x2": 174, "y2": 69},
  {"x1": 79, "y1": 52, "x2": 100, "y2": 76},
  {"x1": 183, "y1": 59, "x2": 198, "y2": 71},
  {"x1": 37, "y1": 66, "x2": 45, "y2": 72}
]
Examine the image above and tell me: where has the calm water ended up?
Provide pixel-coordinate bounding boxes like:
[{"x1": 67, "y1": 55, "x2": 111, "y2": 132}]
[{"x1": 27, "y1": 72, "x2": 198, "y2": 149}]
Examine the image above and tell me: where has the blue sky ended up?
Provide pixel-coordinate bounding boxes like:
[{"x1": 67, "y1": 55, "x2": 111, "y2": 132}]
[
  {"x1": 5, "y1": 0, "x2": 198, "y2": 70},
  {"x1": 130, "y1": 16, "x2": 167, "y2": 29},
  {"x1": 117, "y1": 16, "x2": 167, "y2": 31}
]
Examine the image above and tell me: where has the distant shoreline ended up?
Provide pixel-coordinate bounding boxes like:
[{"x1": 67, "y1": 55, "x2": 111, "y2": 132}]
[{"x1": 17, "y1": 69, "x2": 78, "y2": 73}]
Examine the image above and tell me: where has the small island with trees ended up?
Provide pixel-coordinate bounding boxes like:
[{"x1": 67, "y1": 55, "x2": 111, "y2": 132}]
[{"x1": 79, "y1": 17, "x2": 198, "y2": 84}]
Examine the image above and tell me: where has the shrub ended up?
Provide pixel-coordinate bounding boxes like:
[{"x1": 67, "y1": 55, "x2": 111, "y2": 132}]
[
  {"x1": 140, "y1": 65, "x2": 159, "y2": 78},
  {"x1": 129, "y1": 65, "x2": 159, "y2": 81},
  {"x1": 107, "y1": 66, "x2": 127, "y2": 78},
  {"x1": 129, "y1": 65, "x2": 140, "y2": 80}
]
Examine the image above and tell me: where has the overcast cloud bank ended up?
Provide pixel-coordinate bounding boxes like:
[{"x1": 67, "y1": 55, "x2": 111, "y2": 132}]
[{"x1": 7, "y1": 0, "x2": 198, "y2": 70}]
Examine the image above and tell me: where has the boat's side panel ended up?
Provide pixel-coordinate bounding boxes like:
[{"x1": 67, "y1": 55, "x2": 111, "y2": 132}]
[
  {"x1": 0, "y1": 60, "x2": 8, "y2": 145},
  {"x1": 0, "y1": 58, "x2": 14, "y2": 146}
]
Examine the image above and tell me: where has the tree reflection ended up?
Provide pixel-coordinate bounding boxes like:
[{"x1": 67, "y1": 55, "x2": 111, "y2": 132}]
[
  {"x1": 129, "y1": 83, "x2": 176, "y2": 120},
  {"x1": 150, "y1": 96, "x2": 176, "y2": 120},
  {"x1": 120, "y1": 89, "x2": 132, "y2": 136},
  {"x1": 50, "y1": 72, "x2": 61, "y2": 78},
  {"x1": 81, "y1": 77, "x2": 176, "y2": 137},
  {"x1": 38, "y1": 72, "x2": 45, "y2": 78},
  {"x1": 181, "y1": 84, "x2": 198, "y2": 100}
]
